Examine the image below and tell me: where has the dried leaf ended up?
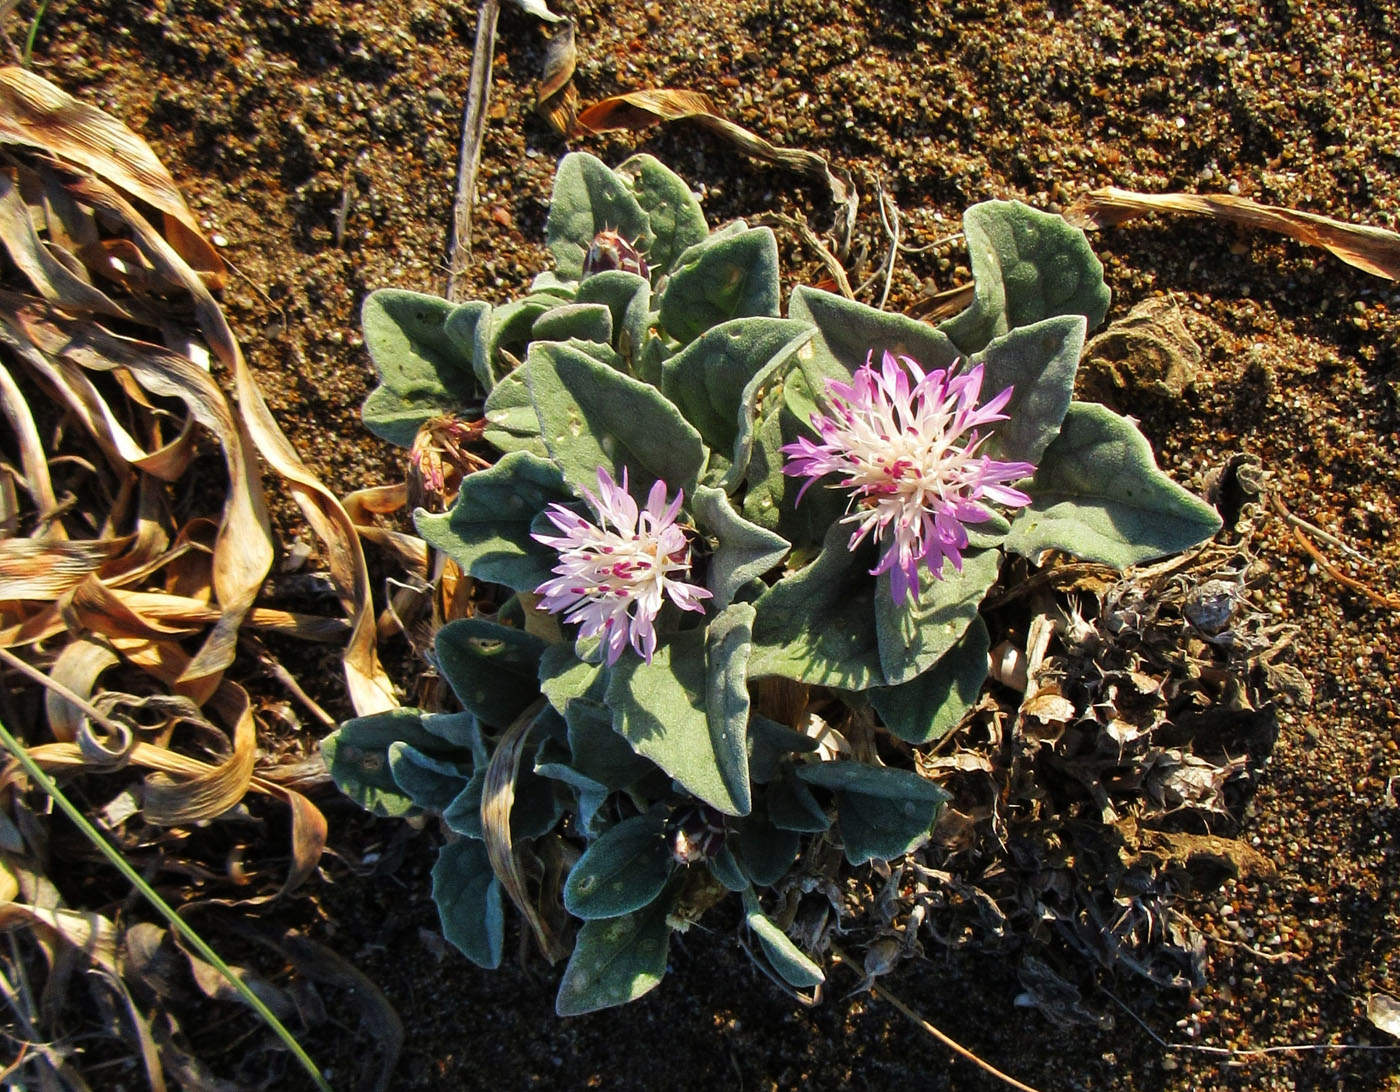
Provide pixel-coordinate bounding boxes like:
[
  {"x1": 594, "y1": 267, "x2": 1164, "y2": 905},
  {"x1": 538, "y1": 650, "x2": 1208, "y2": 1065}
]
[
  {"x1": 0, "y1": 65, "x2": 225, "y2": 287},
  {"x1": 574, "y1": 89, "x2": 856, "y2": 248},
  {"x1": 1367, "y1": 992, "x2": 1400, "y2": 1038},
  {"x1": 1064, "y1": 186, "x2": 1400, "y2": 281}
]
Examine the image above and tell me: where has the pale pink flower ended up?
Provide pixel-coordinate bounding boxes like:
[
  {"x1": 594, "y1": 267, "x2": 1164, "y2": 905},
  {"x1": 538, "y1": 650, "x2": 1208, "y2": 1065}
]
[
  {"x1": 782, "y1": 351, "x2": 1035, "y2": 605},
  {"x1": 533, "y1": 467, "x2": 711, "y2": 664}
]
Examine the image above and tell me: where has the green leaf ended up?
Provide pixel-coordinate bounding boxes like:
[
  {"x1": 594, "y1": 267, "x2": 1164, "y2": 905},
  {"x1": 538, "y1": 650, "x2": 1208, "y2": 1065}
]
[
  {"x1": 534, "y1": 761, "x2": 610, "y2": 836},
  {"x1": 747, "y1": 716, "x2": 818, "y2": 784},
  {"x1": 869, "y1": 617, "x2": 991, "y2": 743},
  {"x1": 414, "y1": 451, "x2": 569, "y2": 591},
  {"x1": 939, "y1": 201, "x2": 1111, "y2": 356},
  {"x1": 441, "y1": 760, "x2": 562, "y2": 841},
  {"x1": 692, "y1": 486, "x2": 790, "y2": 611},
  {"x1": 970, "y1": 314, "x2": 1085, "y2": 467},
  {"x1": 787, "y1": 285, "x2": 961, "y2": 392},
  {"x1": 749, "y1": 525, "x2": 883, "y2": 690},
  {"x1": 547, "y1": 152, "x2": 652, "y2": 281},
  {"x1": 436, "y1": 619, "x2": 547, "y2": 729},
  {"x1": 539, "y1": 643, "x2": 606, "y2": 715},
  {"x1": 659, "y1": 227, "x2": 781, "y2": 345},
  {"x1": 471, "y1": 298, "x2": 551, "y2": 393},
  {"x1": 526, "y1": 341, "x2": 706, "y2": 498},
  {"x1": 531, "y1": 302, "x2": 614, "y2": 346},
  {"x1": 432, "y1": 839, "x2": 503, "y2": 969},
  {"x1": 360, "y1": 290, "x2": 479, "y2": 446},
  {"x1": 564, "y1": 698, "x2": 656, "y2": 791},
  {"x1": 482, "y1": 366, "x2": 548, "y2": 457},
  {"x1": 575, "y1": 271, "x2": 651, "y2": 373},
  {"x1": 742, "y1": 890, "x2": 824, "y2": 988},
  {"x1": 563, "y1": 811, "x2": 674, "y2": 919},
  {"x1": 555, "y1": 880, "x2": 678, "y2": 1015},
  {"x1": 616, "y1": 153, "x2": 708, "y2": 274},
  {"x1": 605, "y1": 605, "x2": 755, "y2": 816},
  {"x1": 874, "y1": 546, "x2": 1001, "y2": 686},
  {"x1": 1005, "y1": 402, "x2": 1223, "y2": 567},
  {"x1": 387, "y1": 742, "x2": 472, "y2": 813},
  {"x1": 708, "y1": 845, "x2": 748, "y2": 892},
  {"x1": 321, "y1": 710, "x2": 464, "y2": 818},
  {"x1": 765, "y1": 766, "x2": 831, "y2": 832},
  {"x1": 740, "y1": 363, "x2": 847, "y2": 548},
  {"x1": 796, "y1": 763, "x2": 948, "y2": 866},
  {"x1": 659, "y1": 317, "x2": 813, "y2": 461},
  {"x1": 735, "y1": 809, "x2": 800, "y2": 886}
]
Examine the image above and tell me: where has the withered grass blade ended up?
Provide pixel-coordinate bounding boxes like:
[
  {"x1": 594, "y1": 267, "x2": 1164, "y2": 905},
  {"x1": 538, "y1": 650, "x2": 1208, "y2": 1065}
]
[
  {"x1": 574, "y1": 88, "x2": 858, "y2": 250},
  {"x1": 1064, "y1": 186, "x2": 1400, "y2": 281},
  {"x1": 0, "y1": 64, "x2": 225, "y2": 287}
]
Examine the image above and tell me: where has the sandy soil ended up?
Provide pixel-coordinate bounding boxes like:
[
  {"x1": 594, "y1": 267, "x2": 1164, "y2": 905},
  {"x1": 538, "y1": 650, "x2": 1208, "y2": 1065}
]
[{"x1": 18, "y1": 0, "x2": 1400, "y2": 1089}]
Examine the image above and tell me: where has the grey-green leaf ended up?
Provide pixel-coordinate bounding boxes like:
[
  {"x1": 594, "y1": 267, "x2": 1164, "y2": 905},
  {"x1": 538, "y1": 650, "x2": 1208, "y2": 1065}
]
[
  {"x1": 749, "y1": 525, "x2": 883, "y2": 690},
  {"x1": 939, "y1": 201, "x2": 1111, "y2": 356},
  {"x1": 433, "y1": 839, "x2": 504, "y2": 969},
  {"x1": 970, "y1": 314, "x2": 1085, "y2": 467},
  {"x1": 414, "y1": 451, "x2": 569, "y2": 591},
  {"x1": 797, "y1": 763, "x2": 949, "y2": 866},
  {"x1": 692, "y1": 486, "x2": 790, "y2": 611},
  {"x1": 321, "y1": 710, "x2": 463, "y2": 818},
  {"x1": 659, "y1": 317, "x2": 814, "y2": 462},
  {"x1": 616, "y1": 153, "x2": 708, "y2": 274},
  {"x1": 361, "y1": 290, "x2": 479, "y2": 446},
  {"x1": 555, "y1": 881, "x2": 677, "y2": 1016},
  {"x1": 869, "y1": 617, "x2": 991, "y2": 743},
  {"x1": 1005, "y1": 402, "x2": 1223, "y2": 567},
  {"x1": 547, "y1": 152, "x2": 652, "y2": 281},
  {"x1": 526, "y1": 341, "x2": 706, "y2": 498},
  {"x1": 787, "y1": 284, "x2": 961, "y2": 392},
  {"x1": 387, "y1": 742, "x2": 472, "y2": 813},
  {"x1": 874, "y1": 546, "x2": 1001, "y2": 686},
  {"x1": 659, "y1": 227, "x2": 781, "y2": 345},
  {"x1": 563, "y1": 812, "x2": 673, "y2": 920},
  {"x1": 435, "y1": 618, "x2": 548, "y2": 729},
  {"x1": 743, "y1": 891, "x2": 824, "y2": 988},
  {"x1": 735, "y1": 809, "x2": 800, "y2": 886},
  {"x1": 604, "y1": 606, "x2": 754, "y2": 816},
  {"x1": 482, "y1": 366, "x2": 548, "y2": 457}
]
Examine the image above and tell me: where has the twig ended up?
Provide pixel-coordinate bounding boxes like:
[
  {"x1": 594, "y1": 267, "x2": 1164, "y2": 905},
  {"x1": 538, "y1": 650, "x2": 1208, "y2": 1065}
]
[
  {"x1": 239, "y1": 636, "x2": 338, "y2": 730},
  {"x1": 0, "y1": 645, "x2": 133, "y2": 743},
  {"x1": 1100, "y1": 985, "x2": 1400, "y2": 1058},
  {"x1": 874, "y1": 183, "x2": 900, "y2": 311},
  {"x1": 753, "y1": 211, "x2": 854, "y2": 299},
  {"x1": 446, "y1": 0, "x2": 501, "y2": 302},
  {"x1": 1208, "y1": 931, "x2": 1296, "y2": 964},
  {"x1": 1270, "y1": 492, "x2": 1400, "y2": 609},
  {"x1": 1269, "y1": 493, "x2": 1379, "y2": 566},
  {"x1": 829, "y1": 943, "x2": 1043, "y2": 1092}
]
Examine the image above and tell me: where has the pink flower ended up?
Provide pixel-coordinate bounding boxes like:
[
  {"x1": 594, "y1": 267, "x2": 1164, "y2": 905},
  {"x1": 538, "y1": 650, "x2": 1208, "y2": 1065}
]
[
  {"x1": 532, "y1": 467, "x2": 711, "y2": 664},
  {"x1": 782, "y1": 351, "x2": 1035, "y2": 605}
]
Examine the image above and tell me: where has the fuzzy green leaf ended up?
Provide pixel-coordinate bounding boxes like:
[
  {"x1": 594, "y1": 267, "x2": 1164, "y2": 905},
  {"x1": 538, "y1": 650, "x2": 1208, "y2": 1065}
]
[
  {"x1": 749, "y1": 525, "x2": 883, "y2": 689},
  {"x1": 743, "y1": 890, "x2": 824, "y2": 988},
  {"x1": 970, "y1": 314, "x2": 1085, "y2": 467},
  {"x1": 531, "y1": 302, "x2": 613, "y2": 346},
  {"x1": 575, "y1": 271, "x2": 651, "y2": 372},
  {"x1": 605, "y1": 605, "x2": 754, "y2": 816},
  {"x1": 1005, "y1": 402, "x2": 1223, "y2": 566},
  {"x1": 387, "y1": 742, "x2": 472, "y2": 813},
  {"x1": 564, "y1": 698, "x2": 657, "y2": 791},
  {"x1": 436, "y1": 619, "x2": 548, "y2": 729},
  {"x1": 659, "y1": 317, "x2": 813, "y2": 463},
  {"x1": 526, "y1": 341, "x2": 706, "y2": 498},
  {"x1": 482, "y1": 367, "x2": 548, "y2": 457},
  {"x1": 692, "y1": 486, "x2": 790, "y2": 611},
  {"x1": 321, "y1": 710, "x2": 465, "y2": 818},
  {"x1": 555, "y1": 880, "x2": 678, "y2": 1015},
  {"x1": 539, "y1": 643, "x2": 605, "y2": 715},
  {"x1": 797, "y1": 763, "x2": 948, "y2": 865},
  {"x1": 765, "y1": 766, "x2": 831, "y2": 832},
  {"x1": 735, "y1": 809, "x2": 800, "y2": 886},
  {"x1": 747, "y1": 717, "x2": 819, "y2": 785},
  {"x1": 874, "y1": 546, "x2": 1000, "y2": 686},
  {"x1": 659, "y1": 227, "x2": 781, "y2": 345},
  {"x1": 939, "y1": 201, "x2": 1111, "y2": 356},
  {"x1": 433, "y1": 839, "x2": 504, "y2": 968},
  {"x1": 869, "y1": 617, "x2": 991, "y2": 743},
  {"x1": 563, "y1": 812, "x2": 674, "y2": 920},
  {"x1": 547, "y1": 152, "x2": 653, "y2": 281},
  {"x1": 414, "y1": 451, "x2": 568, "y2": 591},
  {"x1": 470, "y1": 298, "x2": 550, "y2": 393},
  {"x1": 787, "y1": 285, "x2": 961, "y2": 391},
  {"x1": 616, "y1": 153, "x2": 708, "y2": 274}
]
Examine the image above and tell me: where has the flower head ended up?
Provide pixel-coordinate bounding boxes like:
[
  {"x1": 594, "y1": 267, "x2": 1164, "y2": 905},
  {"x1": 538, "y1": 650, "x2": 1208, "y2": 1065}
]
[
  {"x1": 532, "y1": 467, "x2": 711, "y2": 664},
  {"x1": 782, "y1": 351, "x2": 1036, "y2": 605}
]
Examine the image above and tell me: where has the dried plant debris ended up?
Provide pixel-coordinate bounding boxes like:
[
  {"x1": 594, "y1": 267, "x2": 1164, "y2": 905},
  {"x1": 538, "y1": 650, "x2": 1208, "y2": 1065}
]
[{"x1": 788, "y1": 496, "x2": 1303, "y2": 1027}]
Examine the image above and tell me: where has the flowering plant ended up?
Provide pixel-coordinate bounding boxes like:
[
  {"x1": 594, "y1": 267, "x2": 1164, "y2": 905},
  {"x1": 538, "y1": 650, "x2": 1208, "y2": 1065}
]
[{"x1": 322, "y1": 153, "x2": 1222, "y2": 1014}]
